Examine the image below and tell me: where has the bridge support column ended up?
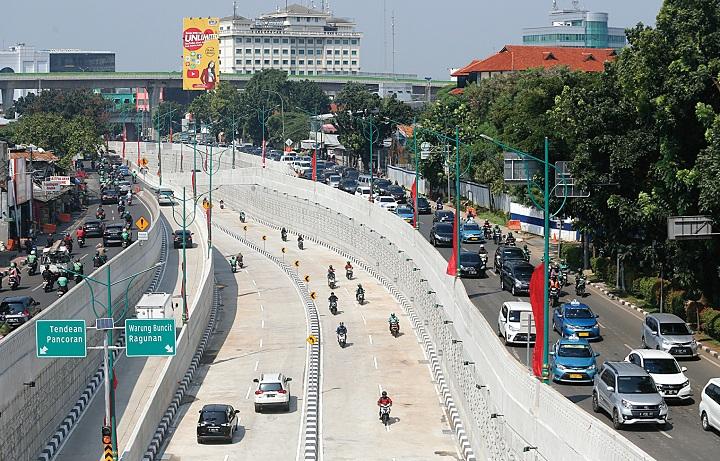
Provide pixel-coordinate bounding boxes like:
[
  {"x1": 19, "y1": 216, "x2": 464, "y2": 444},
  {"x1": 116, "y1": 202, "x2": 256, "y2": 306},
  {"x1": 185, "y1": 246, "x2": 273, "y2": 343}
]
[
  {"x1": 0, "y1": 83, "x2": 16, "y2": 114},
  {"x1": 147, "y1": 84, "x2": 163, "y2": 140}
]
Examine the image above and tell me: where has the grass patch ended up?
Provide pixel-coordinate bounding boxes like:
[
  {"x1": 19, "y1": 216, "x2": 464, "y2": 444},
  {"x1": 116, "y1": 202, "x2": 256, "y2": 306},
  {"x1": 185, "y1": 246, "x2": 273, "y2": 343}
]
[{"x1": 0, "y1": 323, "x2": 12, "y2": 337}]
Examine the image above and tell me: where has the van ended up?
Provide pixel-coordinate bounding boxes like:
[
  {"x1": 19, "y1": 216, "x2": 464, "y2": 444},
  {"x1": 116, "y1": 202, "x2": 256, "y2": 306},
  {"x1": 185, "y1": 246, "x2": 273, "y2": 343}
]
[
  {"x1": 157, "y1": 187, "x2": 174, "y2": 206},
  {"x1": 357, "y1": 174, "x2": 371, "y2": 185},
  {"x1": 497, "y1": 301, "x2": 536, "y2": 345},
  {"x1": 281, "y1": 155, "x2": 297, "y2": 164}
]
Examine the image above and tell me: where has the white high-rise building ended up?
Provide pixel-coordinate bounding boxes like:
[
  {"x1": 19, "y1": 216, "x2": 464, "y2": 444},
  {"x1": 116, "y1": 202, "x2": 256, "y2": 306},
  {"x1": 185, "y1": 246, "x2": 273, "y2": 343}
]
[
  {"x1": 0, "y1": 44, "x2": 50, "y2": 102},
  {"x1": 218, "y1": 3, "x2": 362, "y2": 76}
]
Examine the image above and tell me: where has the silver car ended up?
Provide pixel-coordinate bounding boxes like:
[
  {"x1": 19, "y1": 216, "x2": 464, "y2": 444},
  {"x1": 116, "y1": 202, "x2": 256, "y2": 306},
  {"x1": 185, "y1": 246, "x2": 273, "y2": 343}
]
[
  {"x1": 641, "y1": 313, "x2": 698, "y2": 358},
  {"x1": 592, "y1": 361, "x2": 668, "y2": 429}
]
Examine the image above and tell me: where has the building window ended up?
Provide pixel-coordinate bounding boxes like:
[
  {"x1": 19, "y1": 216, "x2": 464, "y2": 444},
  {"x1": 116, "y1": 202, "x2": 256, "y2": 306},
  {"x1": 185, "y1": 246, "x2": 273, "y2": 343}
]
[
  {"x1": 334, "y1": 50, "x2": 340, "y2": 55},
  {"x1": 273, "y1": 38, "x2": 279, "y2": 43},
  {"x1": 342, "y1": 40, "x2": 349, "y2": 45},
  {"x1": 299, "y1": 39, "x2": 305, "y2": 44},
  {"x1": 314, "y1": 17, "x2": 319, "y2": 22},
  {"x1": 296, "y1": 17, "x2": 300, "y2": 22},
  {"x1": 273, "y1": 60, "x2": 279, "y2": 65},
  {"x1": 255, "y1": 38, "x2": 261, "y2": 43},
  {"x1": 316, "y1": 39, "x2": 323, "y2": 44},
  {"x1": 273, "y1": 49, "x2": 279, "y2": 54},
  {"x1": 291, "y1": 38, "x2": 296, "y2": 43},
  {"x1": 246, "y1": 48, "x2": 252, "y2": 54},
  {"x1": 343, "y1": 50, "x2": 348, "y2": 55},
  {"x1": 283, "y1": 60, "x2": 288, "y2": 65},
  {"x1": 236, "y1": 59, "x2": 241, "y2": 64},
  {"x1": 351, "y1": 60, "x2": 357, "y2": 65},
  {"x1": 246, "y1": 59, "x2": 252, "y2": 64},
  {"x1": 351, "y1": 50, "x2": 357, "y2": 55},
  {"x1": 264, "y1": 38, "x2": 270, "y2": 43},
  {"x1": 342, "y1": 60, "x2": 348, "y2": 65},
  {"x1": 335, "y1": 60, "x2": 340, "y2": 65},
  {"x1": 283, "y1": 49, "x2": 289, "y2": 54},
  {"x1": 264, "y1": 59, "x2": 270, "y2": 64},
  {"x1": 291, "y1": 60, "x2": 296, "y2": 65},
  {"x1": 282, "y1": 38, "x2": 289, "y2": 43},
  {"x1": 299, "y1": 60, "x2": 305, "y2": 64},
  {"x1": 351, "y1": 39, "x2": 357, "y2": 45},
  {"x1": 308, "y1": 70, "x2": 314, "y2": 75},
  {"x1": 326, "y1": 50, "x2": 332, "y2": 55},
  {"x1": 308, "y1": 49, "x2": 314, "y2": 55},
  {"x1": 236, "y1": 49, "x2": 241, "y2": 54},
  {"x1": 326, "y1": 60, "x2": 332, "y2": 65},
  {"x1": 235, "y1": 38, "x2": 242, "y2": 44},
  {"x1": 255, "y1": 59, "x2": 261, "y2": 64},
  {"x1": 299, "y1": 49, "x2": 305, "y2": 54},
  {"x1": 307, "y1": 39, "x2": 314, "y2": 44},
  {"x1": 291, "y1": 49, "x2": 296, "y2": 54},
  {"x1": 300, "y1": 71, "x2": 305, "y2": 75},
  {"x1": 255, "y1": 48, "x2": 261, "y2": 54},
  {"x1": 307, "y1": 59, "x2": 313, "y2": 64},
  {"x1": 334, "y1": 39, "x2": 341, "y2": 44},
  {"x1": 246, "y1": 38, "x2": 252, "y2": 43}
]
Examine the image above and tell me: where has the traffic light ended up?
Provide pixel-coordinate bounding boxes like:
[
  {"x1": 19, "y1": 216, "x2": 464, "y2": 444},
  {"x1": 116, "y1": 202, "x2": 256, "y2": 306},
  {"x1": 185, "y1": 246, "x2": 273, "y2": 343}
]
[{"x1": 304, "y1": 275, "x2": 310, "y2": 283}]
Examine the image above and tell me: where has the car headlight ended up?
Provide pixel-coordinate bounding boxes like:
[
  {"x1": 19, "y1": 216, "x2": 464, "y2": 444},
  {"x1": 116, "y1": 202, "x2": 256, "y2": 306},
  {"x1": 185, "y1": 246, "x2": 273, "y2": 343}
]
[
  {"x1": 555, "y1": 364, "x2": 568, "y2": 371},
  {"x1": 682, "y1": 380, "x2": 690, "y2": 388},
  {"x1": 587, "y1": 364, "x2": 596, "y2": 371},
  {"x1": 508, "y1": 324, "x2": 519, "y2": 332},
  {"x1": 565, "y1": 324, "x2": 579, "y2": 330},
  {"x1": 621, "y1": 399, "x2": 633, "y2": 409},
  {"x1": 661, "y1": 338, "x2": 672, "y2": 346},
  {"x1": 460, "y1": 265, "x2": 468, "y2": 270},
  {"x1": 660, "y1": 401, "x2": 668, "y2": 411}
]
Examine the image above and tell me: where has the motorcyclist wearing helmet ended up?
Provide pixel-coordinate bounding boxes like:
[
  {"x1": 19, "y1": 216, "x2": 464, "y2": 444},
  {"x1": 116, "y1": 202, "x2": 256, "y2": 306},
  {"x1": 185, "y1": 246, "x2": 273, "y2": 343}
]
[
  {"x1": 505, "y1": 231, "x2": 516, "y2": 245},
  {"x1": 328, "y1": 292, "x2": 338, "y2": 306},
  {"x1": 336, "y1": 322, "x2": 347, "y2": 337},
  {"x1": 327, "y1": 265, "x2": 336, "y2": 282},
  {"x1": 345, "y1": 261, "x2": 353, "y2": 271},
  {"x1": 477, "y1": 244, "x2": 488, "y2": 255},
  {"x1": 377, "y1": 391, "x2": 393, "y2": 419},
  {"x1": 388, "y1": 312, "x2": 400, "y2": 333}
]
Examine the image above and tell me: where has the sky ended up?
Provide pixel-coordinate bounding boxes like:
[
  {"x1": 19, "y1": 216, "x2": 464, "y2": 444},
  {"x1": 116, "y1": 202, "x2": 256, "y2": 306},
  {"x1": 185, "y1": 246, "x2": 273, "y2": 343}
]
[{"x1": 2, "y1": 0, "x2": 664, "y2": 80}]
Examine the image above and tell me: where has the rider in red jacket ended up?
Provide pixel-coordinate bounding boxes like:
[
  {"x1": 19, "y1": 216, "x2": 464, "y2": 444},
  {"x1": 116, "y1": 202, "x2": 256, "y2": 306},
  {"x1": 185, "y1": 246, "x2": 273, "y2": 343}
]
[{"x1": 377, "y1": 391, "x2": 393, "y2": 419}]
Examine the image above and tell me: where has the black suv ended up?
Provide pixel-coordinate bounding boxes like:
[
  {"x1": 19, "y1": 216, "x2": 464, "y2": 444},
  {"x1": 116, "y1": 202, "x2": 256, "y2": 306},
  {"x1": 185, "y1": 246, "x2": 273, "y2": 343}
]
[
  {"x1": 494, "y1": 245, "x2": 526, "y2": 273},
  {"x1": 430, "y1": 222, "x2": 454, "y2": 247},
  {"x1": 373, "y1": 179, "x2": 392, "y2": 195},
  {"x1": 459, "y1": 252, "x2": 486, "y2": 278},
  {"x1": 339, "y1": 179, "x2": 358, "y2": 193},
  {"x1": 433, "y1": 210, "x2": 455, "y2": 223},
  {"x1": 500, "y1": 260, "x2": 534, "y2": 296},
  {"x1": 0, "y1": 296, "x2": 41, "y2": 328},
  {"x1": 196, "y1": 404, "x2": 239, "y2": 443},
  {"x1": 103, "y1": 224, "x2": 126, "y2": 246},
  {"x1": 386, "y1": 185, "x2": 406, "y2": 204},
  {"x1": 173, "y1": 230, "x2": 193, "y2": 249},
  {"x1": 101, "y1": 189, "x2": 120, "y2": 205},
  {"x1": 83, "y1": 220, "x2": 106, "y2": 238},
  {"x1": 416, "y1": 197, "x2": 432, "y2": 214}
]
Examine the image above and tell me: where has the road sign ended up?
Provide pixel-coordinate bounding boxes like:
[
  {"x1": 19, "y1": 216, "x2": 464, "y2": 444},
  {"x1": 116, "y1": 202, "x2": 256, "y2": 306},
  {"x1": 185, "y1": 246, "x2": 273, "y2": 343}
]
[
  {"x1": 262, "y1": 235, "x2": 267, "y2": 241},
  {"x1": 504, "y1": 152, "x2": 540, "y2": 184},
  {"x1": 281, "y1": 247, "x2": 286, "y2": 253},
  {"x1": 243, "y1": 225, "x2": 248, "y2": 231},
  {"x1": 42, "y1": 180, "x2": 63, "y2": 192},
  {"x1": 36, "y1": 320, "x2": 87, "y2": 358},
  {"x1": 135, "y1": 216, "x2": 149, "y2": 231},
  {"x1": 95, "y1": 318, "x2": 114, "y2": 330},
  {"x1": 306, "y1": 335, "x2": 318, "y2": 345},
  {"x1": 310, "y1": 291, "x2": 317, "y2": 300},
  {"x1": 285, "y1": 138, "x2": 294, "y2": 146},
  {"x1": 125, "y1": 319, "x2": 176, "y2": 357},
  {"x1": 50, "y1": 175, "x2": 72, "y2": 185},
  {"x1": 137, "y1": 231, "x2": 149, "y2": 241},
  {"x1": 140, "y1": 158, "x2": 149, "y2": 167},
  {"x1": 294, "y1": 260, "x2": 300, "y2": 267},
  {"x1": 304, "y1": 275, "x2": 310, "y2": 283},
  {"x1": 668, "y1": 216, "x2": 717, "y2": 240}
]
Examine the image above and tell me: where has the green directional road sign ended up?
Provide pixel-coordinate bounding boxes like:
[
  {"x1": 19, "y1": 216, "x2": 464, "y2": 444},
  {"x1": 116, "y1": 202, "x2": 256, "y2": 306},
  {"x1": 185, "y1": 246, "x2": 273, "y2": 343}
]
[
  {"x1": 125, "y1": 319, "x2": 176, "y2": 357},
  {"x1": 36, "y1": 320, "x2": 87, "y2": 358}
]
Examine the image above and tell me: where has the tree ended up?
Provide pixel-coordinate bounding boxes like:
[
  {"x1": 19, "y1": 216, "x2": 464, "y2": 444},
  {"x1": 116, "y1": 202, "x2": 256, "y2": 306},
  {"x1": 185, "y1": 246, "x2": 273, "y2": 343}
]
[
  {"x1": 267, "y1": 111, "x2": 310, "y2": 147},
  {"x1": 152, "y1": 101, "x2": 185, "y2": 137},
  {"x1": 12, "y1": 89, "x2": 111, "y2": 133}
]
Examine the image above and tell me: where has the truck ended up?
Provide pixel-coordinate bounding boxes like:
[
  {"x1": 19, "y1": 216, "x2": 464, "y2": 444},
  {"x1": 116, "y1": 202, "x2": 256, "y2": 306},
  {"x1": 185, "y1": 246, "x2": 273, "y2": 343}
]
[{"x1": 135, "y1": 293, "x2": 173, "y2": 319}]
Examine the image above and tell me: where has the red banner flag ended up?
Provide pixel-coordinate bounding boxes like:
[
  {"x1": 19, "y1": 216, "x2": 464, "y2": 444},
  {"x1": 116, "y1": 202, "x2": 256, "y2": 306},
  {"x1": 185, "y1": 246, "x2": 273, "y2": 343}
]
[
  {"x1": 262, "y1": 140, "x2": 267, "y2": 168},
  {"x1": 312, "y1": 151, "x2": 317, "y2": 181},
  {"x1": 529, "y1": 262, "x2": 546, "y2": 378},
  {"x1": 446, "y1": 212, "x2": 458, "y2": 276},
  {"x1": 410, "y1": 181, "x2": 417, "y2": 226}
]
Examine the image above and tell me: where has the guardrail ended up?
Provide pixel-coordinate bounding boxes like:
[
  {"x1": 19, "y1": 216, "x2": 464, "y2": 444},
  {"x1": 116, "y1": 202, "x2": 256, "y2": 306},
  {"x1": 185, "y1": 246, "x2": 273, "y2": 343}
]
[
  {"x1": 181, "y1": 166, "x2": 654, "y2": 461},
  {"x1": 118, "y1": 162, "x2": 215, "y2": 461},
  {"x1": 0, "y1": 190, "x2": 163, "y2": 461}
]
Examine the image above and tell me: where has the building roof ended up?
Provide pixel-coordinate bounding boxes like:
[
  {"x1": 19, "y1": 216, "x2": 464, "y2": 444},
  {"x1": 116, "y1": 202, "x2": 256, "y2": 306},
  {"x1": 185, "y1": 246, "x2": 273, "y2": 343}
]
[
  {"x1": 451, "y1": 60, "x2": 481, "y2": 78},
  {"x1": 10, "y1": 151, "x2": 59, "y2": 162},
  {"x1": 452, "y1": 45, "x2": 616, "y2": 76},
  {"x1": 220, "y1": 15, "x2": 250, "y2": 22},
  {"x1": 263, "y1": 3, "x2": 327, "y2": 17}
]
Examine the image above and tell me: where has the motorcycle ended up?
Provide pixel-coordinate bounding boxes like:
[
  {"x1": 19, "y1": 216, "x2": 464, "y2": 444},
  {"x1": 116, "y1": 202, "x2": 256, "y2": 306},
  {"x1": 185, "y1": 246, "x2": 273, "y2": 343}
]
[
  {"x1": 9, "y1": 275, "x2": 20, "y2": 290},
  {"x1": 239, "y1": 211, "x2": 246, "y2": 223},
  {"x1": 478, "y1": 254, "x2": 488, "y2": 278},
  {"x1": 28, "y1": 261, "x2": 38, "y2": 276},
  {"x1": 328, "y1": 272, "x2": 336, "y2": 289},
  {"x1": 122, "y1": 238, "x2": 130, "y2": 249},
  {"x1": 337, "y1": 332, "x2": 347, "y2": 348},
  {"x1": 492, "y1": 231, "x2": 501, "y2": 245},
  {"x1": 43, "y1": 278, "x2": 54, "y2": 293},
  {"x1": 93, "y1": 254, "x2": 107, "y2": 267},
  {"x1": 346, "y1": 268, "x2": 353, "y2": 280},
  {"x1": 96, "y1": 211, "x2": 106, "y2": 220},
  {"x1": 329, "y1": 300, "x2": 338, "y2": 315},
  {"x1": 356, "y1": 290, "x2": 365, "y2": 305},
  {"x1": 549, "y1": 286, "x2": 560, "y2": 306},
  {"x1": 298, "y1": 238, "x2": 304, "y2": 250},
  {"x1": 436, "y1": 202, "x2": 443, "y2": 210},
  {"x1": 74, "y1": 273, "x2": 83, "y2": 284},
  {"x1": 576, "y1": 278, "x2": 587, "y2": 297},
  {"x1": 559, "y1": 271, "x2": 568, "y2": 287},
  {"x1": 505, "y1": 236, "x2": 516, "y2": 247},
  {"x1": 57, "y1": 285, "x2": 68, "y2": 298},
  {"x1": 78, "y1": 237, "x2": 86, "y2": 248},
  {"x1": 281, "y1": 230, "x2": 288, "y2": 242},
  {"x1": 379, "y1": 404, "x2": 391, "y2": 426},
  {"x1": 230, "y1": 261, "x2": 238, "y2": 273},
  {"x1": 483, "y1": 226, "x2": 492, "y2": 240},
  {"x1": 390, "y1": 321, "x2": 400, "y2": 338}
]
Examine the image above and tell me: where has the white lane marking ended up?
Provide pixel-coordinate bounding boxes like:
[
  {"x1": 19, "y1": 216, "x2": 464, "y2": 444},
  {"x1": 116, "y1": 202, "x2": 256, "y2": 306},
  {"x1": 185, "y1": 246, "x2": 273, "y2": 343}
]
[
  {"x1": 252, "y1": 279, "x2": 257, "y2": 287},
  {"x1": 368, "y1": 334, "x2": 373, "y2": 345},
  {"x1": 32, "y1": 282, "x2": 43, "y2": 292},
  {"x1": 261, "y1": 320, "x2": 265, "y2": 329},
  {"x1": 256, "y1": 289, "x2": 262, "y2": 298},
  {"x1": 516, "y1": 298, "x2": 523, "y2": 302},
  {"x1": 659, "y1": 430, "x2": 673, "y2": 439},
  {"x1": 598, "y1": 322, "x2": 606, "y2": 328},
  {"x1": 373, "y1": 356, "x2": 378, "y2": 369},
  {"x1": 224, "y1": 455, "x2": 230, "y2": 461},
  {"x1": 378, "y1": 383, "x2": 383, "y2": 393},
  {"x1": 512, "y1": 350, "x2": 520, "y2": 360},
  {"x1": 245, "y1": 385, "x2": 252, "y2": 399},
  {"x1": 79, "y1": 254, "x2": 87, "y2": 261},
  {"x1": 259, "y1": 338, "x2": 263, "y2": 349},
  {"x1": 386, "y1": 422, "x2": 390, "y2": 432},
  {"x1": 623, "y1": 344, "x2": 633, "y2": 351},
  {"x1": 260, "y1": 304, "x2": 264, "y2": 312},
  {"x1": 359, "y1": 310, "x2": 367, "y2": 325},
  {"x1": 700, "y1": 355, "x2": 720, "y2": 370},
  {"x1": 343, "y1": 287, "x2": 350, "y2": 296},
  {"x1": 254, "y1": 360, "x2": 259, "y2": 371}
]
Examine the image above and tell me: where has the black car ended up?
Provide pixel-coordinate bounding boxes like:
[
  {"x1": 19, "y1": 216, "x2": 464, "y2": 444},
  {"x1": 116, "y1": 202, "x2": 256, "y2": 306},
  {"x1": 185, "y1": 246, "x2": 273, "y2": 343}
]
[
  {"x1": 500, "y1": 260, "x2": 534, "y2": 295},
  {"x1": 339, "y1": 179, "x2": 358, "y2": 193},
  {"x1": 196, "y1": 404, "x2": 239, "y2": 443},
  {"x1": 101, "y1": 189, "x2": 120, "y2": 205},
  {"x1": 387, "y1": 185, "x2": 406, "y2": 204},
  {"x1": 416, "y1": 197, "x2": 432, "y2": 214},
  {"x1": 433, "y1": 210, "x2": 455, "y2": 223},
  {"x1": 343, "y1": 169, "x2": 360, "y2": 181},
  {"x1": 373, "y1": 179, "x2": 392, "y2": 195},
  {"x1": 494, "y1": 245, "x2": 527, "y2": 273},
  {"x1": 430, "y1": 222, "x2": 454, "y2": 247},
  {"x1": 0, "y1": 296, "x2": 41, "y2": 328},
  {"x1": 103, "y1": 224, "x2": 126, "y2": 246},
  {"x1": 173, "y1": 230, "x2": 193, "y2": 249},
  {"x1": 83, "y1": 220, "x2": 106, "y2": 238},
  {"x1": 459, "y1": 252, "x2": 486, "y2": 278}
]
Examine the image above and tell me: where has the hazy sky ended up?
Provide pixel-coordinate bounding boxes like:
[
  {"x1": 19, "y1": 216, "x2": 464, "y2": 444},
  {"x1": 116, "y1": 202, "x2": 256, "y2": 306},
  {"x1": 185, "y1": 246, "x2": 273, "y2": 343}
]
[{"x1": 2, "y1": 0, "x2": 663, "y2": 79}]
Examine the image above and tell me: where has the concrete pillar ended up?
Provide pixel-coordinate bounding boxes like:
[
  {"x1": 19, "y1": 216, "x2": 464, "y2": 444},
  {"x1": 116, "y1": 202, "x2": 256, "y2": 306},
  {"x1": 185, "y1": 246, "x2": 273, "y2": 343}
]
[
  {"x1": 0, "y1": 83, "x2": 16, "y2": 114},
  {"x1": 147, "y1": 84, "x2": 163, "y2": 140}
]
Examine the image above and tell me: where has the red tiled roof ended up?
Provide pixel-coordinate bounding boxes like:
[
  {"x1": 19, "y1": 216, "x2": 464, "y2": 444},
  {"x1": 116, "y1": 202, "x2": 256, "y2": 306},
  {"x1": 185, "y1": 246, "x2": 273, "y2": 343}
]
[
  {"x1": 10, "y1": 151, "x2": 59, "y2": 162},
  {"x1": 451, "y1": 60, "x2": 481, "y2": 77},
  {"x1": 456, "y1": 45, "x2": 616, "y2": 75}
]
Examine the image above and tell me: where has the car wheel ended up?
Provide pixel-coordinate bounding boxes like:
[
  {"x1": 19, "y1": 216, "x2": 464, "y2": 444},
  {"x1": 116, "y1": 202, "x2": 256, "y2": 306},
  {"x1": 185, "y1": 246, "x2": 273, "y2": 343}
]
[
  {"x1": 702, "y1": 411, "x2": 711, "y2": 431},
  {"x1": 591, "y1": 392, "x2": 600, "y2": 413},
  {"x1": 254, "y1": 404, "x2": 261, "y2": 413},
  {"x1": 612, "y1": 408, "x2": 622, "y2": 430},
  {"x1": 641, "y1": 336, "x2": 647, "y2": 348},
  {"x1": 497, "y1": 324, "x2": 503, "y2": 337},
  {"x1": 511, "y1": 285, "x2": 517, "y2": 296},
  {"x1": 197, "y1": 437, "x2": 203, "y2": 444},
  {"x1": 503, "y1": 332, "x2": 509, "y2": 346},
  {"x1": 284, "y1": 402, "x2": 291, "y2": 412}
]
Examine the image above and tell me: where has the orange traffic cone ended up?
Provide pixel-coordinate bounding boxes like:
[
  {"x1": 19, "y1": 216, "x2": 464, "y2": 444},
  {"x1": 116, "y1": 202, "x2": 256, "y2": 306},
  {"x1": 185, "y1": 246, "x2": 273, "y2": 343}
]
[{"x1": 552, "y1": 233, "x2": 558, "y2": 244}]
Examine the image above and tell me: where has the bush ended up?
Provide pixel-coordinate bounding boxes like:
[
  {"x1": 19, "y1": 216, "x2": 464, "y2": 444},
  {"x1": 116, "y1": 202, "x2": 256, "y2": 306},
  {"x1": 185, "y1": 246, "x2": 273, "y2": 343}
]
[
  {"x1": 632, "y1": 277, "x2": 658, "y2": 302},
  {"x1": 701, "y1": 308, "x2": 720, "y2": 341},
  {"x1": 666, "y1": 290, "x2": 687, "y2": 320},
  {"x1": 560, "y1": 244, "x2": 583, "y2": 271},
  {"x1": 591, "y1": 256, "x2": 610, "y2": 280}
]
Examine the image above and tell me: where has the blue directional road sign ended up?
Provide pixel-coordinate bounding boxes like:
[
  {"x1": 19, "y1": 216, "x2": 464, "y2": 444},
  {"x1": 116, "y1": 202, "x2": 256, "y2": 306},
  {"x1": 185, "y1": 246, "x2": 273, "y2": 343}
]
[{"x1": 125, "y1": 319, "x2": 176, "y2": 357}]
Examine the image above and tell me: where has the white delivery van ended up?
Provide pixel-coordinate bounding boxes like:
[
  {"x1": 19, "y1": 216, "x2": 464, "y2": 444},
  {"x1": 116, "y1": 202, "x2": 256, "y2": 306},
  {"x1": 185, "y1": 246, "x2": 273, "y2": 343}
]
[
  {"x1": 497, "y1": 301, "x2": 536, "y2": 345},
  {"x1": 135, "y1": 293, "x2": 173, "y2": 319}
]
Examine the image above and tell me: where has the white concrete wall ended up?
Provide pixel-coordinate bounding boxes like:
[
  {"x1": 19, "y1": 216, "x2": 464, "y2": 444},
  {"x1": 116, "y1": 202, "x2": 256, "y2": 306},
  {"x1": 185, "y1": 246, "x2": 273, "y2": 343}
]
[{"x1": 0, "y1": 192, "x2": 163, "y2": 461}]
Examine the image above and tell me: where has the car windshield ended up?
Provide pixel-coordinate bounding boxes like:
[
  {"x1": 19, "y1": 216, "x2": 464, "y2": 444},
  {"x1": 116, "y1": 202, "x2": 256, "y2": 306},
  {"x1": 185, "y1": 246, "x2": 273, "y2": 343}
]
[
  {"x1": 617, "y1": 376, "x2": 658, "y2": 394},
  {"x1": 464, "y1": 223, "x2": 480, "y2": 231},
  {"x1": 643, "y1": 358, "x2": 680, "y2": 374},
  {"x1": 659, "y1": 322, "x2": 690, "y2": 335},
  {"x1": 438, "y1": 212, "x2": 453, "y2": 219},
  {"x1": 503, "y1": 248, "x2": 525, "y2": 259},
  {"x1": 565, "y1": 308, "x2": 594, "y2": 319},
  {"x1": 508, "y1": 310, "x2": 527, "y2": 322},
  {"x1": 418, "y1": 198, "x2": 429, "y2": 206},
  {"x1": 329, "y1": 175, "x2": 340, "y2": 181},
  {"x1": 388, "y1": 186, "x2": 403, "y2": 193},
  {"x1": 514, "y1": 266, "x2": 533, "y2": 278},
  {"x1": 460, "y1": 253, "x2": 480, "y2": 263},
  {"x1": 436, "y1": 224, "x2": 453, "y2": 233},
  {"x1": 397, "y1": 207, "x2": 412, "y2": 214},
  {"x1": 379, "y1": 197, "x2": 394, "y2": 203},
  {"x1": 175, "y1": 231, "x2": 190, "y2": 236},
  {"x1": 0, "y1": 302, "x2": 26, "y2": 314},
  {"x1": 200, "y1": 410, "x2": 227, "y2": 423},
  {"x1": 259, "y1": 382, "x2": 283, "y2": 392},
  {"x1": 558, "y1": 344, "x2": 592, "y2": 358}
]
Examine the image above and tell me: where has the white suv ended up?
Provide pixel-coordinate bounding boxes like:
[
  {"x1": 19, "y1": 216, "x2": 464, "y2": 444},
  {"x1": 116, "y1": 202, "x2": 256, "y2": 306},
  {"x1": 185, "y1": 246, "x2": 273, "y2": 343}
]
[
  {"x1": 625, "y1": 349, "x2": 692, "y2": 400},
  {"x1": 253, "y1": 372, "x2": 292, "y2": 412},
  {"x1": 497, "y1": 301, "x2": 536, "y2": 345},
  {"x1": 355, "y1": 185, "x2": 371, "y2": 198},
  {"x1": 375, "y1": 195, "x2": 397, "y2": 212},
  {"x1": 700, "y1": 378, "x2": 720, "y2": 432}
]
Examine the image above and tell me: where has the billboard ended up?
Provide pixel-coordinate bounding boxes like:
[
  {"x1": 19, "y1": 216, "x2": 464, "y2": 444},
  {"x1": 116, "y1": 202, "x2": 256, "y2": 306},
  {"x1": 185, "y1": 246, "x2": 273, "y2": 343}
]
[{"x1": 182, "y1": 18, "x2": 220, "y2": 91}]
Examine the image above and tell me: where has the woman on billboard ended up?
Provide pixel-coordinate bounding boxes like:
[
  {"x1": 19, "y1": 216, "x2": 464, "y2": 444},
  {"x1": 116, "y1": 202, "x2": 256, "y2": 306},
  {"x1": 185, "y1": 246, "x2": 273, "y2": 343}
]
[{"x1": 201, "y1": 60, "x2": 217, "y2": 90}]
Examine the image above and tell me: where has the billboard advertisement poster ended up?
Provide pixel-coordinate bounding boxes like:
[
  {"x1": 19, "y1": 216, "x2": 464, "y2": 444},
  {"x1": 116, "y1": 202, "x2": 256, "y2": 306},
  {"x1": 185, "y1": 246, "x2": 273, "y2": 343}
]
[
  {"x1": 182, "y1": 18, "x2": 220, "y2": 91},
  {"x1": 9, "y1": 158, "x2": 31, "y2": 205}
]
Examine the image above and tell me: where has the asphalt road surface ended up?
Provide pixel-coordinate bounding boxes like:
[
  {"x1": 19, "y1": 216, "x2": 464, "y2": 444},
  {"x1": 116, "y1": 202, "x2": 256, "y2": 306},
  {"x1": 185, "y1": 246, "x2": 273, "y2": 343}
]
[{"x1": 415, "y1": 211, "x2": 720, "y2": 461}]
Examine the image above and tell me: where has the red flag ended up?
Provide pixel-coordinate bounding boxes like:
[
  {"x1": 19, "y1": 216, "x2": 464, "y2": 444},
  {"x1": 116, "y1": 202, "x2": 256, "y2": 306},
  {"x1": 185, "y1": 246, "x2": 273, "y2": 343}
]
[
  {"x1": 312, "y1": 151, "x2": 317, "y2": 181},
  {"x1": 446, "y1": 212, "x2": 458, "y2": 276},
  {"x1": 112, "y1": 371, "x2": 118, "y2": 390},
  {"x1": 529, "y1": 263, "x2": 546, "y2": 378},
  {"x1": 262, "y1": 140, "x2": 267, "y2": 168},
  {"x1": 122, "y1": 125, "x2": 127, "y2": 159},
  {"x1": 410, "y1": 182, "x2": 417, "y2": 226}
]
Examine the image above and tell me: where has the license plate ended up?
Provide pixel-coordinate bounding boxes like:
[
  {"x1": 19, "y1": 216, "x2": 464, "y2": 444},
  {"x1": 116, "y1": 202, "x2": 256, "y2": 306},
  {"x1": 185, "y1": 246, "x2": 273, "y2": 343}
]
[
  {"x1": 640, "y1": 412, "x2": 653, "y2": 417},
  {"x1": 470, "y1": 237, "x2": 477, "y2": 240},
  {"x1": 578, "y1": 332, "x2": 589, "y2": 337},
  {"x1": 569, "y1": 373, "x2": 583, "y2": 379},
  {"x1": 676, "y1": 348, "x2": 688, "y2": 354},
  {"x1": 666, "y1": 390, "x2": 677, "y2": 395},
  {"x1": 266, "y1": 394, "x2": 275, "y2": 398},
  {"x1": 209, "y1": 428, "x2": 218, "y2": 432}
]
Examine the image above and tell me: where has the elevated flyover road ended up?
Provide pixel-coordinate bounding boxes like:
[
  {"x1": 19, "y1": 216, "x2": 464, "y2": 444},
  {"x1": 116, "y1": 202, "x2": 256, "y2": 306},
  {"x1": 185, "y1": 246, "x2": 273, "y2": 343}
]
[
  {"x1": 159, "y1": 214, "x2": 307, "y2": 460},
  {"x1": 53, "y1": 197, "x2": 208, "y2": 461},
  {"x1": 170, "y1": 208, "x2": 460, "y2": 460},
  {"x1": 417, "y1": 211, "x2": 720, "y2": 461}
]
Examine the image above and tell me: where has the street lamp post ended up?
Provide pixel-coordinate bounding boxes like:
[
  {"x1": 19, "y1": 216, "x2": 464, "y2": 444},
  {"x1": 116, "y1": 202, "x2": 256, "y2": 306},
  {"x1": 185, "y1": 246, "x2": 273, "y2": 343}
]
[
  {"x1": 64, "y1": 262, "x2": 162, "y2": 458},
  {"x1": 263, "y1": 89, "x2": 286, "y2": 143},
  {"x1": 156, "y1": 107, "x2": 178, "y2": 186}
]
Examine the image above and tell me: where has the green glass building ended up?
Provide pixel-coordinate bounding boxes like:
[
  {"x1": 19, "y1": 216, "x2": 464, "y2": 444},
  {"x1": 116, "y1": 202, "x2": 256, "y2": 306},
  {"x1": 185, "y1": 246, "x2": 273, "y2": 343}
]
[{"x1": 522, "y1": 8, "x2": 627, "y2": 49}]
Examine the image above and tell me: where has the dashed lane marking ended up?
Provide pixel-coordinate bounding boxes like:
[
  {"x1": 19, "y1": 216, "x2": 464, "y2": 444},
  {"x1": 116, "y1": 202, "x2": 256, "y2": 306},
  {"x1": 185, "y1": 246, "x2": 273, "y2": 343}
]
[
  {"x1": 373, "y1": 356, "x2": 378, "y2": 370},
  {"x1": 659, "y1": 430, "x2": 673, "y2": 439},
  {"x1": 254, "y1": 360, "x2": 259, "y2": 371},
  {"x1": 245, "y1": 385, "x2": 252, "y2": 399},
  {"x1": 368, "y1": 334, "x2": 373, "y2": 345}
]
